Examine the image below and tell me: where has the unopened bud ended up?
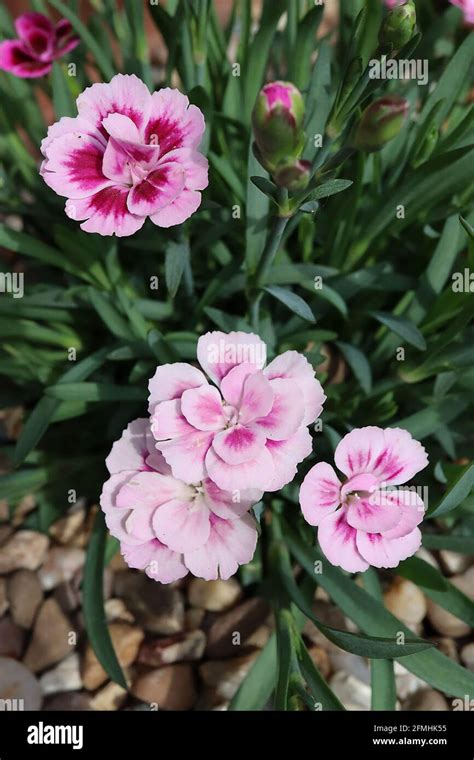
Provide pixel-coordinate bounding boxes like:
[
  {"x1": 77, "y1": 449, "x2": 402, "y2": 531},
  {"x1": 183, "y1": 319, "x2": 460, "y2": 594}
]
[
  {"x1": 252, "y1": 81, "x2": 306, "y2": 171},
  {"x1": 380, "y1": 0, "x2": 417, "y2": 51},
  {"x1": 273, "y1": 159, "x2": 311, "y2": 191},
  {"x1": 354, "y1": 96, "x2": 409, "y2": 152}
]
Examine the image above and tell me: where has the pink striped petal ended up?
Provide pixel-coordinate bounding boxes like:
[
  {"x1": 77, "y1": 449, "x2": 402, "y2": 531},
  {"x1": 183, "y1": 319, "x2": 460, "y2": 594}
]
[
  {"x1": 149, "y1": 188, "x2": 203, "y2": 227},
  {"x1": 264, "y1": 350, "x2": 326, "y2": 426},
  {"x1": 65, "y1": 187, "x2": 145, "y2": 237},
  {"x1": 101, "y1": 138, "x2": 132, "y2": 184},
  {"x1": 144, "y1": 88, "x2": 206, "y2": 154},
  {"x1": 183, "y1": 513, "x2": 258, "y2": 581},
  {"x1": 41, "y1": 115, "x2": 106, "y2": 156},
  {"x1": 238, "y1": 371, "x2": 274, "y2": 424},
  {"x1": 356, "y1": 528, "x2": 422, "y2": 569},
  {"x1": 380, "y1": 489, "x2": 425, "y2": 539},
  {"x1": 180, "y1": 385, "x2": 225, "y2": 431},
  {"x1": 335, "y1": 426, "x2": 429, "y2": 486},
  {"x1": 160, "y1": 148, "x2": 209, "y2": 190},
  {"x1": 299, "y1": 462, "x2": 342, "y2": 527},
  {"x1": 116, "y1": 470, "x2": 191, "y2": 510},
  {"x1": 148, "y1": 363, "x2": 207, "y2": 413},
  {"x1": 41, "y1": 131, "x2": 109, "y2": 198},
  {"x1": 77, "y1": 74, "x2": 152, "y2": 134},
  {"x1": 202, "y1": 478, "x2": 262, "y2": 520},
  {"x1": 103, "y1": 113, "x2": 161, "y2": 166},
  {"x1": 205, "y1": 444, "x2": 275, "y2": 491},
  {"x1": 0, "y1": 40, "x2": 52, "y2": 78},
  {"x1": 252, "y1": 377, "x2": 304, "y2": 439},
  {"x1": 212, "y1": 425, "x2": 266, "y2": 465},
  {"x1": 265, "y1": 427, "x2": 313, "y2": 491},
  {"x1": 159, "y1": 430, "x2": 214, "y2": 485},
  {"x1": 318, "y1": 509, "x2": 369, "y2": 573},
  {"x1": 127, "y1": 163, "x2": 185, "y2": 216},
  {"x1": 197, "y1": 331, "x2": 267, "y2": 386},
  {"x1": 15, "y1": 12, "x2": 53, "y2": 41},
  {"x1": 150, "y1": 399, "x2": 194, "y2": 441},
  {"x1": 346, "y1": 494, "x2": 401, "y2": 533},
  {"x1": 152, "y1": 496, "x2": 211, "y2": 552}
]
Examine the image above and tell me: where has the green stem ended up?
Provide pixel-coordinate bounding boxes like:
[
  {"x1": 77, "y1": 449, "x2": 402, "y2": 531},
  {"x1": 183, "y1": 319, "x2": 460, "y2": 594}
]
[
  {"x1": 254, "y1": 215, "x2": 289, "y2": 289},
  {"x1": 364, "y1": 569, "x2": 397, "y2": 711}
]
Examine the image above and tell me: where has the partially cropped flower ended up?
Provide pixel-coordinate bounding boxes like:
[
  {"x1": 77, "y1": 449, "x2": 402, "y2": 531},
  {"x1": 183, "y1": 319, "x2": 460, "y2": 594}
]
[
  {"x1": 299, "y1": 426, "x2": 429, "y2": 572},
  {"x1": 149, "y1": 331, "x2": 325, "y2": 493},
  {"x1": 252, "y1": 81, "x2": 306, "y2": 175},
  {"x1": 40, "y1": 74, "x2": 208, "y2": 236},
  {"x1": 101, "y1": 418, "x2": 260, "y2": 582},
  {"x1": 450, "y1": 0, "x2": 474, "y2": 24},
  {"x1": 0, "y1": 12, "x2": 79, "y2": 79},
  {"x1": 354, "y1": 96, "x2": 409, "y2": 153},
  {"x1": 273, "y1": 159, "x2": 311, "y2": 192},
  {"x1": 384, "y1": 0, "x2": 405, "y2": 7}
]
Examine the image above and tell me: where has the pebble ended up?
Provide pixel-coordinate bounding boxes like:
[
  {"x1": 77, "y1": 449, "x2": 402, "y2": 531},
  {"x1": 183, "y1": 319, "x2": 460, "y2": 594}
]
[
  {"x1": 49, "y1": 507, "x2": 86, "y2": 545},
  {"x1": 308, "y1": 645, "x2": 331, "y2": 679},
  {"x1": 0, "y1": 530, "x2": 49, "y2": 574},
  {"x1": 40, "y1": 653, "x2": 82, "y2": 695},
  {"x1": 199, "y1": 653, "x2": 258, "y2": 700},
  {"x1": 432, "y1": 637, "x2": 459, "y2": 662},
  {"x1": 184, "y1": 608, "x2": 205, "y2": 631},
  {"x1": 427, "y1": 572, "x2": 473, "y2": 637},
  {"x1": 114, "y1": 573, "x2": 184, "y2": 635},
  {"x1": 205, "y1": 598, "x2": 270, "y2": 658},
  {"x1": 0, "y1": 577, "x2": 8, "y2": 616},
  {"x1": 404, "y1": 689, "x2": 448, "y2": 711},
  {"x1": 82, "y1": 623, "x2": 144, "y2": 690},
  {"x1": 23, "y1": 599, "x2": 75, "y2": 673},
  {"x1": 461, "y1": 642, "x2": 474, "y2": 671},
  {"x1": 104, "y1": 598, "x2": 134, "y2": 624},
  {"x1": 394, "y1": 662, "x2": 426, "y2": 699},
  {"x1": 54, "y1": 581, "x2": 80, "y2": 613},
  {"x1": 131, "y1": 664, "x2": 196, "y2": 710},
  {"x1": 38, "y1": 547, "x2": 85, "y2": 591},
  {"x1": 0, "y1": 657, "x2": 42, "y2": 710},
  {"x1": 7, "y1": 569, "x2": 43, "y2": 629},
  {"x1": 0, "y1": 616, "x2": 26, "y2": 658},
  {"x1": 188, "y1": 578, "x2": 242, "y2": 611},
  {"x1": 244, "y1": 624, "x2": 272, "y2": 649},
  {"x1": 329, "y1": 672, "x2": 371, "y2": 711},
  {"x1": 90, "y1": 681, "x2": 128, "y2": 711},
  {"x1": 383, "y1": 577, "x2": 427, "y2": 628},
  {"x1": 303, "y1": 601, "x2": 347, "y2": 650},
  {"x1": 43, "y1": 692, "x2": 92, "y2": 711},
  {"x1": 439, "y1": 550, "x2": 472, "y2": 576},
  {"x1": 11, "y1": 495, "x2": 36, "y2": 527},
  {"x1": 138, "y1": 630, "x2": 206, "y2": 667}
]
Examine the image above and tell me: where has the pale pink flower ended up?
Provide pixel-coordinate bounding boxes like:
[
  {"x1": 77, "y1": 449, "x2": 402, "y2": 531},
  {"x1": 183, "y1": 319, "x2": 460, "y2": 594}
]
[
  {"x1": 40, "y1": 74, "x2": 208, "y2": 236},
  {"x1": 384, "y1": 0, "x2": 405, "y2": 7},
  {"x1": 450, "y1": 0, "x2": 474, "y2": 24},
  {"x1": 100, "y1": 418, "x2": 260, "y2": 582},
  {"x1": 299, "y1": 426, "x2": 429, "y2": 572},
  {"x1": 0, "y1": 12, "x2": 79, "y2": 78},
  {"x1": 148, "y1": 331, "x2": 325, "y2": 492}
]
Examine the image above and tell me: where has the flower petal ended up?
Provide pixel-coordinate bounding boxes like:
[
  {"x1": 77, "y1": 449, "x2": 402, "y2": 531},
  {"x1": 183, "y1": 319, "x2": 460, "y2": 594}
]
[
  {"x1": 65, "y1": 187, "x2": 145, "y2": 237},
  {"x1": 238, "y1": 371, "x2": 274, "y2": 424},
  {"x1": 148, "y1": 362, "x2": 207, "y2": 413},
  {"x1": 159, "y1": 430, "x2": 214, "y2": 485},
  {"x1": 77, "y1": 73, "x2": 152, "y2": 134},
  {"x1": 356, "y1": 528, "x2": 422, "y2": 569},
  {"x1": 197, "y1": 331, "x2": 267, "y2": 386},
  {"x1": 299, "y1": 462, "x2": 342, "y2": 527},
  {"x1": 205, "y1": 443, "x2": 275, "y2": 491},
  {"x1": 122, "y1": 539, "x2": 188, "y2": 583},
  {"x1": 346, "y1": 492, "x2": 401, "y2": 533},
  {"x1": 318, "y1": 509, "x2": 369, "y2": 573},
  {"x1": 252, "y1": 377, "x2": 304, "y2": 440},
  {"x1": 105, "y1": 417, "x2": 149, "y2": 474},
  {"x1": 115, "y1": 470, "x2": 191, "y2": 511},
  {"x1": 265, "y1": 427, "x2": 313, "y2": 491},
  {"x1": 380, "y1": 489, "x2": 425, "y2": 539},
  {"x1": 152, "y1": 496, "x2": 211, "y2": 552},
  {"x1": 335, "y1": 426, "x2": 429, "y2": 486},
  {"x1": 202, "y1": 478, "x2": 262, "y2": 520},
  {"x1": 212, "y1": 425, "x2": 266, "y2": 465},
  {"x1": 180, "y1": 385, "x2": 225, "y2": 431},
  {"x1": 0, "y1": 40, "x2": 52, "y2": 78},
  {"x1": 149, "y1": 188, "x2": 203, "y2": 227},
  {"x1": 144, "y1": 88, "x2": 206, "y2": 154},
  {"x1": 127, "y1": 163, "x2": 185, "y2": 217},
  {"x1": 150, "y1": 399, "x2": 194, "y2": 441},
  {"x1": 264, "y1": 350, "x2": 325, "y2": 426},
  {"x1": 184, "y1": 513, "x2": 258, "y2": 581},
  {"x1": 41, "y1": 131, "x2": 110, "y2": 199}
]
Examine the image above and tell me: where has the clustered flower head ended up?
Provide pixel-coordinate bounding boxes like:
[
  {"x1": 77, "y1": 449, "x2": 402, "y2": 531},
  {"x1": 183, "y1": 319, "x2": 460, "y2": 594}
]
[
  {"x1": 0, "y1": 12, "x2": 79, "y2": 78},
  {"x1": 102, "y1": 331, "x2": 325, "y2": 581},
  {"x1": 299, "y1": 426, "x2": 429, "y2": 573},
  {"x1": 40, "y1": 74, "x2": 208, "y2": 236}
]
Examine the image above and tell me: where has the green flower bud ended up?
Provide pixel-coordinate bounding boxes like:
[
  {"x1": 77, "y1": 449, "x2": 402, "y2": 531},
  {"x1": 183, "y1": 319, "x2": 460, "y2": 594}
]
[
  {"x1": 379, "y1": 0, "x2": 417, "y2": 52},
  {"x1": 273, "y1": 159, "x2": 311, "y2": 192},
  {"x1": 252, "y1": 81, "x2": 306, "y2": 171},
  {"x1": 354, "y1": 96, "x2": 409, "y2": 153}
]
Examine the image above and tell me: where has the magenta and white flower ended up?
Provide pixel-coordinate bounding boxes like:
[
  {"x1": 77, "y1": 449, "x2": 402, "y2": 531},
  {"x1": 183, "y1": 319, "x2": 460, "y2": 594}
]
[
  {"x1": 0, "y1": 12, "x2": 79, "y2": 79},
  {"x1": 299, "y1": 426, "x2": 429, "y2": 573},
  {"x1": 148, "y1": 331, "x2": 325, "y2": 492},
  {"x1": 101, "y1": 418, "x2": 260, "y2": 583},
  {"x1": 40, "y1": 74, "x2": 208, "y2": 236}
]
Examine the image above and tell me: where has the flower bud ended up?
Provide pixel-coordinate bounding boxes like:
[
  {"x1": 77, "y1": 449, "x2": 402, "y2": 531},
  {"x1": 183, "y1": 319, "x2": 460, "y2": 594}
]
[
  {"x1": 273, "y1": 159, "x2": 311, "y2": 191},
  {"x1": 379, "y1": 0, "x2": 416, "y2": 51},
  {"x1": 252, "y1": 81, "x2": 306, "y2": 171},
  {"x1": 354, "y1": 96, "x2": 409, "y2": 153}
]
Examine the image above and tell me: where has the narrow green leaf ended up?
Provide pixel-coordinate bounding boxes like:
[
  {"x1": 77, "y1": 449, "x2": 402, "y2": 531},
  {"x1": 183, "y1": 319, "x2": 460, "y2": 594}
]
[
  {"x1": 336, "y1": 341, "x2": 372, "y2": 393},
  {"x1": 46, "y1": 383, "x2": 144, "y2": 402},
  {"x1": 264, "y1": 286, "x2": 315, "y2": 323},
  {"x1": 165, "y1": 240, "x2": 189, "y2": 298},
  {"x1": 422, "y1": 534, "x2": 474, "y2": 554},
  {"x1": 364, "y1": 569, "x2": 396, "y2": 711},
  {"x1": 83, "y1": 512, "x2": 127, "y2": 689},
  {"x1": 228, "y1": 635, "x2": 276, "y2": 710},
  {"x1": 372, "y1": 311, "x2": 427, "y2": 351},
  {"x1": 51, "y1": 62, "x2": 75, "y2": 118},
  {"x1": 429, "y1": 465, "x2": 474, "y2": 518}
]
